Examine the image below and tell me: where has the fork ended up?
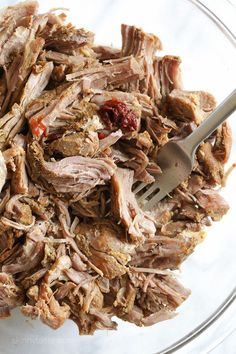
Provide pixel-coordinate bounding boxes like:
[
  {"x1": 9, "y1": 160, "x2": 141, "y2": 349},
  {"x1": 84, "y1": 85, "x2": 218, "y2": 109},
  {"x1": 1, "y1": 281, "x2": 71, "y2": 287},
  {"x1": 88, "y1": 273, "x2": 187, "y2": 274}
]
[{"x1": 134, "y1": 89, "x2": 236, "y2": 211}]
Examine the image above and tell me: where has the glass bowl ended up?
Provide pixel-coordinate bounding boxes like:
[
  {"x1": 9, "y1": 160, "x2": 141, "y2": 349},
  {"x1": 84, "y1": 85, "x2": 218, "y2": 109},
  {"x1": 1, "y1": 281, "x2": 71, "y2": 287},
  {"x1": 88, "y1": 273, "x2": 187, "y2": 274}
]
[{"x1": 0, "y1": 1, "x2": 235, "y2": 353}]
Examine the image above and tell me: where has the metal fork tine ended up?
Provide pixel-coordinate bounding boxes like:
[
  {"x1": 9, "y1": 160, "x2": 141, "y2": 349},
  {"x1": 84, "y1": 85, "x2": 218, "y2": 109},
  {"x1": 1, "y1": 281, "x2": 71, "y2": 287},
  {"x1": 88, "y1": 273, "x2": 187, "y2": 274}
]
[
  {"x1": 133, "y1": 182, "x2": 146, "y2": 194},
  {"x1": 143, "y1": 189, "x2": 167, "y2": 211},
  {"x1": 138, "y1": 180, "x2": 160, "y2": 204}
]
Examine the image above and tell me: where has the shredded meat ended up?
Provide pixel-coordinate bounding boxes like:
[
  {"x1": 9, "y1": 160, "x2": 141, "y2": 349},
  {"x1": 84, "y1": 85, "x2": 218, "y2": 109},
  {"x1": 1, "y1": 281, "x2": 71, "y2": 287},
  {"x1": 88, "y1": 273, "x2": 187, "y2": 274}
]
[
  {"x1": 0, "y1": 0, "x2": 231, "y2": 336},
  {"x1": 22, "y1": 282, "x2": 70, "y2": 329},
  {"x1": 0, "y1": 272, "x2": 24, "y2": 317},
  {"x1": 197, "y1": 142, "x2": 224, "y2": 185},
  {"x1": 156, "y1": 56, "x2": 183, "y2": 98},
  {"x1": 93, "y1": 45, "x2": 121, "y2": 60},
  {"x1": 48, "y1": 131, "x2": 99, "y2": 157},
  {"x1": 111, "y1": 168, "x2": 156, "y2": 243},
  {"x1": 166, "y1": 89, "x2": 216, "y2": 124},
  {"x1": 0, "y1": 61, "x2": 53, "y2": 148},
  {"x1": 213, "y1": 122, "x2": 232, "y2": 163},
  {"x1": 75, "y1": 221, "x2": 135, "y2": 279},
  {"x1": 27, "y1": 140, "x2": 116, "y2": 197},
  {"x1": 121, "y1": 24, "x2": 162, "y2": 100},
  {"x1": 196, "y1": 189, "x2": 229, "y2": 221}
]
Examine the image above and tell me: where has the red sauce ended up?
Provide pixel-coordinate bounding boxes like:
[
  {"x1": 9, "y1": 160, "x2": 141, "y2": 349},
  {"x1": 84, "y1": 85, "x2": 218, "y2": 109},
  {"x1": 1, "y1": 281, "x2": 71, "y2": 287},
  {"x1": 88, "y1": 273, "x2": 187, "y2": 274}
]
[
  {"x1": 98, "y1": 132, "x2": 107, "y2": 140},
  {"x1": 98, "y1": 98, "x2": 138, "y2": 132},
  {"x1": 30, "y1": 116, "x2": 47, "y2": 137}
]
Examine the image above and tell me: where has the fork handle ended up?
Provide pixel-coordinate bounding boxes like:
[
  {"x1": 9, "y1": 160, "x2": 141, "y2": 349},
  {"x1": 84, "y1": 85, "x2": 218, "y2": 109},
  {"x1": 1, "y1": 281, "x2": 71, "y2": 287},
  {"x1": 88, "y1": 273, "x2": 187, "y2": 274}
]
[{"x1": 184, "y1": 89, "x2": 236, "y2": 153}]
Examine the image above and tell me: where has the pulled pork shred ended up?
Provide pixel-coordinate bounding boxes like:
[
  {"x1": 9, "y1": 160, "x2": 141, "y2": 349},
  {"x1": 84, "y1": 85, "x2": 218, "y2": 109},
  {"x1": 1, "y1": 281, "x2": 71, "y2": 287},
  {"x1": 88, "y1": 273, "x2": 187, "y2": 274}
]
[{"x1": 0, "y1": 1, "x2": 232, "y2": 335}]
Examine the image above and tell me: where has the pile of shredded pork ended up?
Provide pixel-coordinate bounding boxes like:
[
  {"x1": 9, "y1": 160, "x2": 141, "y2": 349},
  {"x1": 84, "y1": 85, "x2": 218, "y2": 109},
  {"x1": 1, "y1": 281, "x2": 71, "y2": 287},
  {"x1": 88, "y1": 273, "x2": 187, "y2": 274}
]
[{"x1": 0, "y1": 1, "x2": 232, "y2": 334}]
